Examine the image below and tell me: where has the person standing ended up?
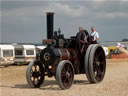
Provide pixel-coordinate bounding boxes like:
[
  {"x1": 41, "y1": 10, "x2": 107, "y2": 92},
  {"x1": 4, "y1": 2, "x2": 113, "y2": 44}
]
[
  {"x1": 79, "y1": 27, "x2": 84, "y2": 32},
  {"x1": 90, "y1": 26, "x2": 99, "y2": 44}
]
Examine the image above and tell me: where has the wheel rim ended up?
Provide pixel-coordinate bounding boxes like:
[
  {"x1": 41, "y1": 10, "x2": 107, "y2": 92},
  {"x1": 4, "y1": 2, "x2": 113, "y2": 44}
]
[
  {"x1": 30, "y1": 62, "x2": 44, "y2": 87},
  {"x1": 61, "y1": 63, "x2": 74, "y2": 89},
  {"x1": 93, "y1": 47, "x2": 106, "y2": 82}
]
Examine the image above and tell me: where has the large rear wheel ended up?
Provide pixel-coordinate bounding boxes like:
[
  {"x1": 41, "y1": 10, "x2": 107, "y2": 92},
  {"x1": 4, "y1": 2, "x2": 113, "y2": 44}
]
[
  {"x1": 26, "y1": 60, "x2": 45, "y2": 88},
  {"x1": 85, "y1": 44, "x2": 106, "y2": 83},
  {"x1": 85, "y1": 44, "x2": 94, "y2": 83},
  {"x1": 56, "y1": 60, "x2": 74, "y2": 89}
]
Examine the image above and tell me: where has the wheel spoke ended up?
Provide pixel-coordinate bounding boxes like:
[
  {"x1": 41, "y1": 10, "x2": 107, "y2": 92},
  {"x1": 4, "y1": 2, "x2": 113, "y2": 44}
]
[
  {"x1": 100, "y1": 61, "x2": 105, "y2": 65},
  {"x1": 61, "y1": 72, "x2": 66, "y2": 77},
  {"x1": 93, "y1": 64, "x2": 97, "y2": 72},
  {"x1": 93, "y1": 49, "x2": 105, "y2": 81},
  {"x1": 69, "y1": 73, "x2": 73, "y2": 83},
  {"x1": 63, "y1": 78, "x2": 68, "y2": 87},
  {"x1": 63, "y1": 67, "x2": 66, "y2": 72},
  {"x1": 96, "y1": 51, "x2": 103, "y2": 58},
  {"x1": 37, "y1": 76, "x2": 41, "y2": 81},
  {"x1": 31, "y1": 69, "x2": 34, "y2": 73},
  {"x1": 33, "y1": 77, "x2": 35, "y2": 82},
  {"x1": 66, "y1": 64, "x2": 70, "y2": 71},
  {"x1": 81, "y1": 45, "x2": 85, "y2": 54},
  {"x1": 30, "y1": 70, "x2": 33, "y2": 76},
  {"x1": 34, "y1": 65, "x2": 37, "y2": 72},
  {"x1": 94, "y1": 64, "x2": 104, "y2": 80}
]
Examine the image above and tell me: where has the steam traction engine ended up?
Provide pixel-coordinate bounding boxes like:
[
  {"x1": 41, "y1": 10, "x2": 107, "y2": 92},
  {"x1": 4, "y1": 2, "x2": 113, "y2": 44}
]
[{"x1": 26, "y1": 12, "x2": 106, "y2": 89}]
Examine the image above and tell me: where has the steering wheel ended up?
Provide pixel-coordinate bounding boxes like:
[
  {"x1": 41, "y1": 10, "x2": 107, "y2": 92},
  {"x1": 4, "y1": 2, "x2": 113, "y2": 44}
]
[{"x1": 76, "y1": 30, "x2": 90, "y2": 56}]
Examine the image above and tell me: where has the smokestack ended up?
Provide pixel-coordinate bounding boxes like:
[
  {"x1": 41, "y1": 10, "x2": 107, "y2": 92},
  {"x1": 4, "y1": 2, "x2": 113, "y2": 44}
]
[{"x1": 46, "y1": 12, "x2": 54, "y2": 39}]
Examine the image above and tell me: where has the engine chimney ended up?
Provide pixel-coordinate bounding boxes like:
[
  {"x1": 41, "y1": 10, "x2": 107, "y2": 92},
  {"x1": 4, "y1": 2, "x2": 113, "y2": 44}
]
[{"x1": 46, "y1": 12, "x2": 54, "y2": 39}]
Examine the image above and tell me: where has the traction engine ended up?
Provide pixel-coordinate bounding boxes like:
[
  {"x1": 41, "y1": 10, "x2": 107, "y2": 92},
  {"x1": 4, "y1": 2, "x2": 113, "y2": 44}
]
[{"x1": 26, "y1": 12, "x2": 106, "y2": 89}]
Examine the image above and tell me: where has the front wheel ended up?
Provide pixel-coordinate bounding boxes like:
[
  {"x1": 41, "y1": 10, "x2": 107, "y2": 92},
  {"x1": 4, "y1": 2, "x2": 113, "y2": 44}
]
[
  {"x1": 26, "y1": 60, "x2": 45, "y2": 88},
  {"x1": 56, "y1": 60, "x2": 74, "y2": 90}
]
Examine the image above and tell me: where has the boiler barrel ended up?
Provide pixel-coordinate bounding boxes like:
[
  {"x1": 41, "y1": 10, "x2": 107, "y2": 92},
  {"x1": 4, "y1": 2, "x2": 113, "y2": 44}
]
[{"x1": 40, "y1": 47, "x2": 75, "y2": 66}]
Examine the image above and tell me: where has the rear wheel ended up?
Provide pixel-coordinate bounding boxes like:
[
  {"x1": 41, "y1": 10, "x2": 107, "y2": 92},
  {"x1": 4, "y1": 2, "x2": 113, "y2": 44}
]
[
  {"x1": 85, "y1": 44, "x2": 106, "y2": 83},
  {"x1": 85, "y1": 45, "x2": 94, "y2": 83},
  {"x1": 56, "y1": 60, "x2": 74, "y2": 89},
  {"x1": 26, "y1": 60, "x2": 45, "y2": 88}
]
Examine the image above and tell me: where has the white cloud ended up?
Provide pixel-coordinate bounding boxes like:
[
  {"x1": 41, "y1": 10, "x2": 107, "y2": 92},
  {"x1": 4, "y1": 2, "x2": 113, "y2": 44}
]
[
  {"x1": 2, "y1": 2, "x2": 85, "y2": 23},
  {"x1": 104, "y1": 12, "x2": 128, "y2": 19},
  {"x1": 43, "y1": 3, "x2": 85, "y2": 17},
  {"x1": 2, "y1": 0, "x2": 128, "y2": 1},
  {"x1": 2, "y1": 6, "x2": 44, "y2": 25},
  {"x1": 119, "y1": 0, "x2": 128, "y2": 1}
]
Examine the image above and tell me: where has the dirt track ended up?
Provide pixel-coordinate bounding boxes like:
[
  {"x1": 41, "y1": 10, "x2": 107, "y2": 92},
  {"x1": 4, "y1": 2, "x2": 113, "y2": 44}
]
[{"x1": 0, "y1": 59, "x2": 128, "y2": 96}]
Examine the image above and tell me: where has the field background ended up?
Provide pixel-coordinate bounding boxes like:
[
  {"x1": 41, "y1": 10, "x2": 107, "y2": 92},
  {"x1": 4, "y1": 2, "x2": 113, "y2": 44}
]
[{"x1": 0, "y1": 59, "x2": 128, "y2": 96}]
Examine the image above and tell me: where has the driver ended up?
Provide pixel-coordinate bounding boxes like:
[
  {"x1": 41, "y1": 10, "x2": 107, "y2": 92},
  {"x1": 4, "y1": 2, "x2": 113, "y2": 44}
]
[
  {"x1": 79, "y1": 27, "x2": 84, "y2": 32},
  {"x1": 77, "y1": 27, "x2": 89, "y2": 43},
  {"x1": 76, "y1": 27, "x2": 90, "y2": 56}
]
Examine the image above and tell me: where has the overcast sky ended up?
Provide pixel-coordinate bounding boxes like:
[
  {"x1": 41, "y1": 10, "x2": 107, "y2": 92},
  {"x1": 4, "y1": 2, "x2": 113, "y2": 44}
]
[{"x1": 0, "y1": 0, "x2": 128, "y2": 43}]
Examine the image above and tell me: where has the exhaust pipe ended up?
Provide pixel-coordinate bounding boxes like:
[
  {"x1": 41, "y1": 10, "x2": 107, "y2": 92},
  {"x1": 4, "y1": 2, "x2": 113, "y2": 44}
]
[{"x1": 46, "y1": 12, "x2": 54, "y2": 39}]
